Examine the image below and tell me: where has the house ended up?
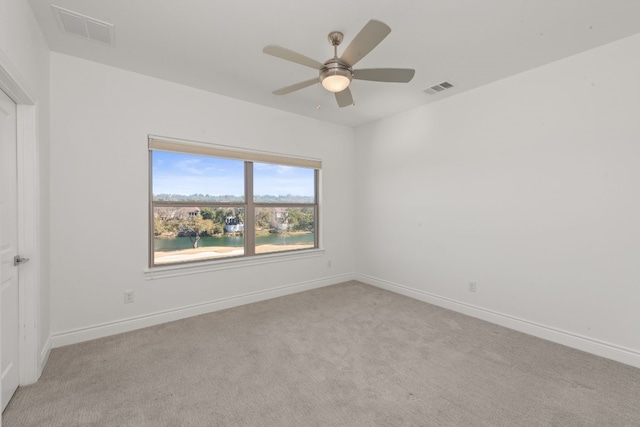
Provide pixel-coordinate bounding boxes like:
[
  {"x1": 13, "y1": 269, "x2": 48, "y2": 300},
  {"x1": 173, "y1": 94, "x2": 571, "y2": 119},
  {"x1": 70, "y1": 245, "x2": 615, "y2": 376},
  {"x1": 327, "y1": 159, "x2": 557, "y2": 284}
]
[
  {"x1": 271, "y1": 208, "x2": 290, "y2": 231},
  {"x1": 1, "y1": 0, "x2": 640, "y2": 417}
]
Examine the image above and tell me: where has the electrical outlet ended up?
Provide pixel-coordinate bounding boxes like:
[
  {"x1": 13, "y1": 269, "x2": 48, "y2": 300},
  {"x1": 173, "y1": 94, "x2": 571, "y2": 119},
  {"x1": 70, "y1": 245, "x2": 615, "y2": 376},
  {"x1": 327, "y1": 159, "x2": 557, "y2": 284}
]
[
  {"x1": 327, "y1": 260, "x2": 332, "y2": 268},
  {"x1": 124, "y1": 290, "x2": 134, "y2": 304},
  {"x1": 468, "y1": 281, "x2": 477, "y2": 293}
]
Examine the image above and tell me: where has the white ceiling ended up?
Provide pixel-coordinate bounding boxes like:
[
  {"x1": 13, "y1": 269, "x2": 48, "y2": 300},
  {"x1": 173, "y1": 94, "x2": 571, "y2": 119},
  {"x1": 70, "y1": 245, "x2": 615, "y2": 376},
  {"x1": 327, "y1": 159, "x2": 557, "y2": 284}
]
[{"x1": 28, "y1": 0, "x2": 640, "y2": 128}]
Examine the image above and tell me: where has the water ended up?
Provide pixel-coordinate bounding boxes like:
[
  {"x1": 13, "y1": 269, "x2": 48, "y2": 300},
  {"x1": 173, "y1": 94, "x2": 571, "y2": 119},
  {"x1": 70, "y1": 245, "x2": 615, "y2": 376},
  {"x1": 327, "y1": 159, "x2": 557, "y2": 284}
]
[{"x1": 154, "y1": 232, "x2": 314, "y2": 251}]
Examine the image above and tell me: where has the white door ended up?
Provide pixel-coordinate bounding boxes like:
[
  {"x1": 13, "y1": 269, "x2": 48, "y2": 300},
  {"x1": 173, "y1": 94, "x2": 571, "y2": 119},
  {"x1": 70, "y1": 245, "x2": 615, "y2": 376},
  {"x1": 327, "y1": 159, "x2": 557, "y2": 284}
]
[{"x1": 0, "y1": 87, "x2": 20, "y2": 411}]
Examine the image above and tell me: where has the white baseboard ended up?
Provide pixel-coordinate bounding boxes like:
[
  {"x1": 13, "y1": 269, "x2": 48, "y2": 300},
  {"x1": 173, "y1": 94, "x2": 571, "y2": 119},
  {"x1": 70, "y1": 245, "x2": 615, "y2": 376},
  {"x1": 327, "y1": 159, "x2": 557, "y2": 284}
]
[
  {"x1": 39, "y1": 337, "x2": 51, "y2": 377},
  {"x1": 21, "y1": 336, "x2": 50, "y2": 387},
  {"x1": 355, "y1": 273, "x2": 640, "y2": 369},
  {"x1": 51, "y1": 273, "x2": 355, "y2": 348},
  {"x1": 48, "y1": 272, "x2": 640, "y2": 368}
]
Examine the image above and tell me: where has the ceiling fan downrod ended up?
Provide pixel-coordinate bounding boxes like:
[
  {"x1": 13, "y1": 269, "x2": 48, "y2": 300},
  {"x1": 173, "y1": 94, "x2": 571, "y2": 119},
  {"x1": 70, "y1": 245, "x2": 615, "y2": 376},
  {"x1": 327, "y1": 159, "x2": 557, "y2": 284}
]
[{"x1": 328, "y1": 31, "x2": 344, "y2": 57}]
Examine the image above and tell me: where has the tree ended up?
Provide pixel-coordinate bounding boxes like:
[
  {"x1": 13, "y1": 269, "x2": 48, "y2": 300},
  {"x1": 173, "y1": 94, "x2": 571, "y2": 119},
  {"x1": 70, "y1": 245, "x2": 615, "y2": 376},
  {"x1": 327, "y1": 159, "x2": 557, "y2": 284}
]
[
  {"x1": 212, "y1": 223, "x2": 224, "y2": 235},
  {"x1": 200, "y1": 207, "x2": 215, "y2": 220},
  {"x1": 153, "y1": 216, "x2": 166, "y2": 236},
  {"x1": 287, "y1": 208, "x2": 314, "y2": 231},
  {"x1": 255, "y1": 209, "x2": 272, "y2": 230},
  {"x1": 180, "y1": 215, "x2": 215, "y2": 248}
]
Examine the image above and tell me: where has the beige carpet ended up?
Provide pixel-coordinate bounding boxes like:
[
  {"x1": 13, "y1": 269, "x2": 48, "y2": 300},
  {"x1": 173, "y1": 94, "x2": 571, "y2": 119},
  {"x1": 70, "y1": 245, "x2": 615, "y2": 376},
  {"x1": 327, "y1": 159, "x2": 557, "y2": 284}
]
[{"x1": 3, "y1": 281, "x2": 640, "y2": 426}]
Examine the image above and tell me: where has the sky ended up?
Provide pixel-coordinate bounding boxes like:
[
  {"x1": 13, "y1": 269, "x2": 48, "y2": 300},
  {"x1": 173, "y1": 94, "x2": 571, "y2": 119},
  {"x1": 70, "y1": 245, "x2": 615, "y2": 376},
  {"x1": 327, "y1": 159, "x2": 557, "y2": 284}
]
[{"x1": 152, "y1": 151, "x2": 314, "y2": 197}]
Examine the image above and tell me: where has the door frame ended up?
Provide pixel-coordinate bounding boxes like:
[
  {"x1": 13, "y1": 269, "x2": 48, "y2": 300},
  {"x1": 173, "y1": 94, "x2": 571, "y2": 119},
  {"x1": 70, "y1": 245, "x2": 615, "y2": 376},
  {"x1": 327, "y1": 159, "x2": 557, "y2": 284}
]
[{"x1": 0, "y1": 51, "x2": 43, "y2": 387}]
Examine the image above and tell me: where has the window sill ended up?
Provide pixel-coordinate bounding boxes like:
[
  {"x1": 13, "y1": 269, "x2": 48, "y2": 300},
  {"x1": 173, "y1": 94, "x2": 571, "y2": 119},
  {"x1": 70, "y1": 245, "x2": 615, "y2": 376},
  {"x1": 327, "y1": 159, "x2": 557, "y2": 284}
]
[{"x1": 144, "y1": 248, "x2": 325, "y2": 280}]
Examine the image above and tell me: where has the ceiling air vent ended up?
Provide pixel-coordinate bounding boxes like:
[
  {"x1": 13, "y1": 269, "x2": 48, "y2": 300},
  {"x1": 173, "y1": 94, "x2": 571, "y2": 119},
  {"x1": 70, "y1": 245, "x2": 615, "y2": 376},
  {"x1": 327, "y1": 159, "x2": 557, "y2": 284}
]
[
  {"x1": 52, "y1": 5, "x2": 115, "y2": 46},
  {"x1": 424, "y1": 81, "x2": 455, "y2": 95}
]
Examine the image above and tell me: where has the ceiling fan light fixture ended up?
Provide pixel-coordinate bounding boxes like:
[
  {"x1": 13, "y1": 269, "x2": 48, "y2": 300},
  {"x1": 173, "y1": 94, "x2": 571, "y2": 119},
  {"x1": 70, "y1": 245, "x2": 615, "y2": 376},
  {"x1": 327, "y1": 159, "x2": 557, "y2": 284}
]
[
  {"x1": 321, "y1": 73, "x2": 351, "y2": 92},
  {"x1": 320, "y1": 61, "x2": 352, "y2": 93}
]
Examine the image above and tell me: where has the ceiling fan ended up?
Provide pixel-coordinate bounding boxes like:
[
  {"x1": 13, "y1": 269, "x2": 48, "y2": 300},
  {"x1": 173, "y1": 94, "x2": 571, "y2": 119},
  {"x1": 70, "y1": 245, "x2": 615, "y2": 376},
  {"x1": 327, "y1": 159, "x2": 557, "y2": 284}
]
[{"x1": 263, "y1": 20, "x2": 415, "y2": 108}]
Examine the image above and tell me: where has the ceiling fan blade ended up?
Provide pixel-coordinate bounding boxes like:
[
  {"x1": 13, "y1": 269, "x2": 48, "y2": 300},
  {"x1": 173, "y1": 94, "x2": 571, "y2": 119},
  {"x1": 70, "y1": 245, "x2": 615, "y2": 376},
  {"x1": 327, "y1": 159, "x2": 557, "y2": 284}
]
[
  {"x1": 340, "y1": 20, "x2": 391, "y2": 66},
  {"x1": 272, "y1": 77, "x2": 319, "y2": 95},
  {"x1": 335, "y1": 87, "x2": 354, "y2": 108},
  {"x1": 354, "y1": 68, "x2": 415, "y2": 83},
  {"x1": 263, "y1": 45, "x2": 324, "y2": 70}
]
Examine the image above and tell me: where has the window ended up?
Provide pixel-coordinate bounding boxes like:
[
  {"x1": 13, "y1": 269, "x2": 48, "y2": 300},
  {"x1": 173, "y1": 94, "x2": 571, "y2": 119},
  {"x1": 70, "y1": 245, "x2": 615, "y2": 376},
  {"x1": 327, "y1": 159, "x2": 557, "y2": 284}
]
[{"x1": 149, "y1": 137, "x2": 320, "y2": 267}]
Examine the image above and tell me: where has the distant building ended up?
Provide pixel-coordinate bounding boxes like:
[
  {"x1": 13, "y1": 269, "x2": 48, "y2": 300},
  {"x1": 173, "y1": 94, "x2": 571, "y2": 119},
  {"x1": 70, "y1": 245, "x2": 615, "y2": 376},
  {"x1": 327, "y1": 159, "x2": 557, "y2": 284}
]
[
  {"x1": 154, "y1": 207, "x2": 200, "y2": 220},
  {"x1": 271, "y1": 209, "x2": 289, "y2": 231},
  {"x1": 173, "y1": 207, "x2": 200, "y2": 219},
  {"x1": 225, "y1": 216, "x2": 244, "y2": 233}
]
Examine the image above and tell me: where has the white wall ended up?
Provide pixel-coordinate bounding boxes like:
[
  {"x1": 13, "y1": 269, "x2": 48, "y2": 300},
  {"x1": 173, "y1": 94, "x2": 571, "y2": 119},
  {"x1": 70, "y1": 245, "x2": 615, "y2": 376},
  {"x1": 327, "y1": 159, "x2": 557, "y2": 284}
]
[
  {"x1": 49, "y1": 53, "x2": 355, "y2": 344},
  {"x1": 0, "y1": 0, "x2": 51, "y2": 372},
  {"x1": 355, "y1": 33, "x2": 640, "y2": 367},
  {"x1": 44, "y1": 22, "x2": 640, "y2": 368}
]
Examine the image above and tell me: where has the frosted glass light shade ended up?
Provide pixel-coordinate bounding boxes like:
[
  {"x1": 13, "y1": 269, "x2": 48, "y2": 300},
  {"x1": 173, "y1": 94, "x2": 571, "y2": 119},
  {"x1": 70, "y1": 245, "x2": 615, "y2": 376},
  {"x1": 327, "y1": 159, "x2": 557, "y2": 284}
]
[{"x1": 321, "y1": 74, "x2": 351, "y2": 92}]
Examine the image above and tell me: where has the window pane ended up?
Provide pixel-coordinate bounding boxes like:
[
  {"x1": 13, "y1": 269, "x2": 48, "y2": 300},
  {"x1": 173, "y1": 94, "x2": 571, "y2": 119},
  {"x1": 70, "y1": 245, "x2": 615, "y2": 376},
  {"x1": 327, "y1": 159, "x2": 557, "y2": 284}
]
[
  {"x1": 255, "y1": 207, "x2": 315, "y2": 255},
  {"x1": 153, "y1": 206, "x2": 244, "y2": 264},
  {"x1": 253, "y1": 163, "x2": 314, "y2": 203},
  {"x1": 152, "y1": 151, "x2": 244, "y2": 202}
]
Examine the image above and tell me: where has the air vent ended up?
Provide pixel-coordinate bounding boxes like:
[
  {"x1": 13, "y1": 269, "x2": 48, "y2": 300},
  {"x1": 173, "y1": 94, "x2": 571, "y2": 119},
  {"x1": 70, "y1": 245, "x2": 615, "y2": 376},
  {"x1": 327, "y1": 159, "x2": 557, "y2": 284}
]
[
  {"x1": 52, "y1": 5, "x2": 115, "y2": 46},
  {"x1": 424, "y1": 81, "x2": 455, "y2": 95}
]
